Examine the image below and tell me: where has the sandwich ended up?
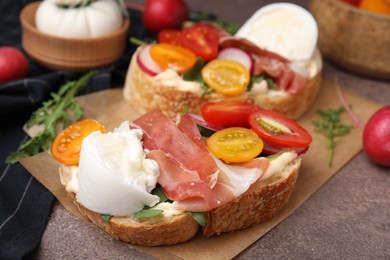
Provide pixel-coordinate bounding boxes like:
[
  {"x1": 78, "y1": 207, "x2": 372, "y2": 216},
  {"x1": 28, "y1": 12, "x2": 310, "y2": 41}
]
[
  {"x1": 51, "y1": 102, "x2": 312, "y2": 246},
  {"x1": 123, "y1": 3, "x2": 322, "y2": 119}
]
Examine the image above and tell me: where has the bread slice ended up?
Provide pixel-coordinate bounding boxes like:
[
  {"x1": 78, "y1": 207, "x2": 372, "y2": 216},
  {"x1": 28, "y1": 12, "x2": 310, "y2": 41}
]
[
  {"x1": 203, "y1": 157, "x2": 301, "y2": 237},
  {"x1": 123, "y1": 47, "x2": 322, "y2": 119},
  {"x1": 59, "y1": 164, "x2": 199, "y2": 246},
  {"x1": 58, "y1": 156, "x2": 301, "y2": 245}
]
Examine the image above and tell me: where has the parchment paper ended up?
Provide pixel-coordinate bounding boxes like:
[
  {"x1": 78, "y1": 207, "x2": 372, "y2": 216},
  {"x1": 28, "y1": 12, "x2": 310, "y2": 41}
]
[{"x1": 20, "y1": 80, "x2": 381, "y2": 260}]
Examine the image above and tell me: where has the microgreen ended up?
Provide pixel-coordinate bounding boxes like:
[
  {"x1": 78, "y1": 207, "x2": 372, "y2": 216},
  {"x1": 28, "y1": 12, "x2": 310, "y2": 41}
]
[{"x1": 313, "y1": 107, "x2": 353, "y2": 167}]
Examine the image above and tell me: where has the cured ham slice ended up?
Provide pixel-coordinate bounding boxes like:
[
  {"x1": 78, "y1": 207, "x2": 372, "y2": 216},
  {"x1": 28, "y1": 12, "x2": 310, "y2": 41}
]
[
  {"x1": 133, "y1": 109, "x2": 219, "y2": 188},
  {"x1": 148, "y1": 150, "x2": 269, "y2": 212},
  {"x1": 175, "y1": 114, "x2": 207, "y2": 152},
  {"x1": 219, "y1": 36, "x2": 308, "y2": 94},
  {"x1": 133, "y1": 109, "x2": 270, "y2": 212}
]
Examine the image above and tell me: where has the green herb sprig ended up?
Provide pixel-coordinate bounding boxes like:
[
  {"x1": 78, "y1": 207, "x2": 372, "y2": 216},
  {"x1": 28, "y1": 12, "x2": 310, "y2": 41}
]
[
  {"x1": 313, "y1": 107, "x2": 353, "y2": 167},
  {"x1": 188, "y1": 12, "x2": 240, "y2": 34},
  {"x1": 6, "y1": 71, "x2": 98, "y2": 164}
]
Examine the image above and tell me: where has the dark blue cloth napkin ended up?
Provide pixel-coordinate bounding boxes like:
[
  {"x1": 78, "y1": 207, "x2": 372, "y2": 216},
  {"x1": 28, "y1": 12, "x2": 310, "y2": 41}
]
[{"x1": 0, "y1": 1, "x2": 150, "y2": 259}]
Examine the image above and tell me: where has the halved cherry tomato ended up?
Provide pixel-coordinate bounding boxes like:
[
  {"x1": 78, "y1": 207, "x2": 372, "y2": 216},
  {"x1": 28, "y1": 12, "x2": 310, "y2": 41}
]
[
  {"x1": 181, "y1": 24, "x2": 219, "y2": 61},
  {"x1": 206, "y1": 127, "x2": 263, "y2": 163},
  {"x1": 158, "y1": 29, "x2": 183, "y2": 45},
  {"x1": 201, "y1": 100, "x2": 260, "y2": 128},
  {"x1": 150, "y1": 43, "x2": 196, "y2": 74},
  {"x1": 201, "y1": 59, "x2": 250, "y2": 96},
  {"x1": 248, "y1": 109, "x2": 312, "y2": 149},
  {"x1": 51, "y1": 119, "x2": 106, "y2": 166}
]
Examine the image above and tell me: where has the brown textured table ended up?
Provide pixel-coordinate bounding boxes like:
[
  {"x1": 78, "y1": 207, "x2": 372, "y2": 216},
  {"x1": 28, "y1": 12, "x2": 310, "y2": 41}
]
[{"x1": 31, "y1": 0, "x2": 390, "y2": 259}]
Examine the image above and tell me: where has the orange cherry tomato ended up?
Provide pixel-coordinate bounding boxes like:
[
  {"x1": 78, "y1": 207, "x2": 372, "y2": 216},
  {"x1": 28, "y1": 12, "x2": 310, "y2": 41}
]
[
  {"x1": 206, "y1": 127, "x2": 264, "y2": 163},
  {"x1": 201, "y1": 59, "x2": 250, "y2": 96},
  {"x1": 51, "y1": 119, "x2": 106, "y2": 166},
  {"x1": 359, "y1": 0, "x2": 390, "y2": 15},
  {"x1": 150, "y1": 43, "x2": 196, "y2": 74}
]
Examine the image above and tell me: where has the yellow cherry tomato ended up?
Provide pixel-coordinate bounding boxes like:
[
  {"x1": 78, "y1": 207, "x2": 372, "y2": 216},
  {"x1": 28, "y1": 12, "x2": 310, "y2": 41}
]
[
  {"x1": 206, "y1": 127, "x2": 264, "y2": 163},
  {"x1": 201, "y1": 59, "x2": 250, "y2": 96},
  {"x1": 150, "y1": 43, "x2": 197, "y2": 74},
  {"x1": 51, "y1": 119, "x2": 106, "y2": 166}
]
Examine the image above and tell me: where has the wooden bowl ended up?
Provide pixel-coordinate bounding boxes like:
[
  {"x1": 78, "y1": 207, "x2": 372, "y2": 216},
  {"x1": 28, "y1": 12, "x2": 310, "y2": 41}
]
[
  {"x1": 20, "y1": 2, "x2": 130, "y2": 72},
  {"x1": 310, "y1": 0, "x2": 390, "y2": 80}
]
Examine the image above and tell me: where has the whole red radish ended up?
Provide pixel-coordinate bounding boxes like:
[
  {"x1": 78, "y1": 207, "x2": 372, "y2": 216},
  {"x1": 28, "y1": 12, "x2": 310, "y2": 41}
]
[
  {"x1": 363, "y1": 105, "x2": 390, "y2": 167},
  {"x1": 142, "y1": 0, "x2": 189, "y2": 34},
  {"x1": 0, "y1": 47, "x2": 28, "y2": 82}
]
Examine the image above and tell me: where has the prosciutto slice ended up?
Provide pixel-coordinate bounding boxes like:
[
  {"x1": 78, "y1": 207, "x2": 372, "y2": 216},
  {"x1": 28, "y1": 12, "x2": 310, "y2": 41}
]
[
  {"x1": 132, "y1": 109, "x2": 270, "y2": 212},
  {"x1": 133, "y1": 109, "x2": 219, "y2": 188},
  {"x1": 148, "y1": 150, "x2": 269, "y2": 212}
]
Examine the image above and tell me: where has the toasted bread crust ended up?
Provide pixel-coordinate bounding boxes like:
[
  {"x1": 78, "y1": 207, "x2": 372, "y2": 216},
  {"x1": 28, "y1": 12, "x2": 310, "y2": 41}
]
[
  {"x1": 72, "y1": 196, "x2": 199, "y2": 246},
  {"x1": 203, "y1": 157, "x2": 301, "y2": 237},
  {"x1": 123, "y1": 48, "x2": 322, "y2": 119}
]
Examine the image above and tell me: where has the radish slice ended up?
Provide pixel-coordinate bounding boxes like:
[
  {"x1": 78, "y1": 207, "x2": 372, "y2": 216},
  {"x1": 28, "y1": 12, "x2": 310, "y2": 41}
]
[
  {"x1": 184, "y1": 113, "x2": 224, "y2": 132},
  {"x1": 216, "y1": 47, "x2": 253, "y2": 72},
  {"x1": 136, "y1": 44, "x2": 163, "y2": 76}
]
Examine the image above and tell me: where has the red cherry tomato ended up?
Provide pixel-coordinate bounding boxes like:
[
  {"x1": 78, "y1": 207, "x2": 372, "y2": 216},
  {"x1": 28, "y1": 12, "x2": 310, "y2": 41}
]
[
  {"x1": 181, "y1": 24, "x2": 219, "y2": 61},
  {"x1": 201, "y1": 101, "x2": 260, "y2": 128},
  {"x1": 248, "y1": 108, "x2": 312, "y2": 149},
  {"x1": 158, "y1": 29, "x2": 183, "y2": 45}
]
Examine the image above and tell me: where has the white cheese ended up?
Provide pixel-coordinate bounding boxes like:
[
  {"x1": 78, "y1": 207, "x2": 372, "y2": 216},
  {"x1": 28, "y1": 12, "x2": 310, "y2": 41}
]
[
  {"x1": 262, "y1": 151, "x2": 298, "y2": 180},
  {"x1": 65, "y1": 166, "x2": 79, "y2": 193},
  {"x1": 153, "y1": 202, "x2": 185, "y2": 218},
  {"x1": 236, "y1": 3, "x2": 318, "y2": 62},
  {"x1": 153, "y1": 69, "x2": 202, "y2": 95},
  {"x1": 77, "y1": 121, "x2": 160, "y2": 216}
]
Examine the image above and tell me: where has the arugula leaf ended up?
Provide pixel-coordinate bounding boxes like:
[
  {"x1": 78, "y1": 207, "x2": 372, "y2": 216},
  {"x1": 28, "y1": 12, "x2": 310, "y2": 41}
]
[
  {"x1": 6, "y1": 70, "x2": 98, "y2": 164},
  {"x1": 182, "y1": 57, "x2": 206, "y2": 83},
  {"x1": 134, "y1": 209, "x2": 164, "y2": 219},
  {"x1": 182, "y1": 58, "x2": 214, "y2": 96},
  {"x1": 152, "y1": 186, "x2": 169, "y2": 203},
  {"x1": 249, "y1": 75, "x2": 278, "y2": 92},
  {"x1": 101, "y1": 214, "x2": 111, "y2": 223},
  {"x1": 190, "y1": 212, "x2": 206, "y2": 227},
  {"x1": 188, "y1": 12, "x2": 240, "y2": 34},
  {"x1": 267, "y1": 149, "x2": 292, "y2": 160}
]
